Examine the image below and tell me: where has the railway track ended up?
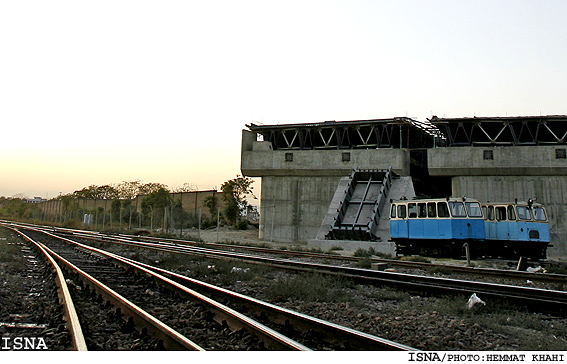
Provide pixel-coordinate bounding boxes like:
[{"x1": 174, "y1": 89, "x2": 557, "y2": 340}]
[
  {"x1": 32, "y1": 225, "x2": 567, "y2": 317},
  {"x1": 0, "y1": 230, "x2": 83, "y2": 350},
  {"x1": 130, "y1": 233, "x2": 567, "y2": 284},
  {"x1": 7, "y1": 225, "x2": 414, "y2": 351},
  {"x1": 7, "y1": 220, "x2": 566, "y2": 284}
]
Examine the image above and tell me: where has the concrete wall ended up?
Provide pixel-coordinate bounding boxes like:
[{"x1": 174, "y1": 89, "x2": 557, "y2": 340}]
[
  {"x1": 428, "y1": 146, "x2": 567, "y2": 176},
  {"x1": 170, "y1": 190, "x2": 223, "y2": 217},
  {"x1": 241, "y1": 131, "x2": 411, "y2": 177},
  {"x1": 429, "y1": 146, "x2": 567, "y2": 257},
  {"x1": 36, "y1": 190, "x2": 224, "y2": 221},
  {"x1": 259, "y1": 176, "x2": 340, "y2": 242},
  {"x1": 241, "y1": 130, "x2": 413, "y2": 243}
]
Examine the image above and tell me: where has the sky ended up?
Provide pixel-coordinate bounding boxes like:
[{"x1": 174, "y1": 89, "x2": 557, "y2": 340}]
[{"x1": 1, "y1": 0, "x2": 566, "y2": 199}]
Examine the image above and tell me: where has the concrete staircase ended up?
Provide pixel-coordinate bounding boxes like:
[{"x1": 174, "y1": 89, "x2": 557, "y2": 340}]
[
  {"x1": 310, "y1": 168, "x2": 415, "y2": 254},
  {"x1": 326, "y1": 167, "x2": 392, "y2": 241}
]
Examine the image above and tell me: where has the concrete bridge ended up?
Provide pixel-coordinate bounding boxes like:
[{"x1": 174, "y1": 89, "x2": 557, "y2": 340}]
[{"x1": 241, "y1": 116, "x2": 567, "y2": 257}]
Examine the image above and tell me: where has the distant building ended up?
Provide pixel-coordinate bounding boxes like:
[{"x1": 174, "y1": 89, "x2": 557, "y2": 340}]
[{"x1": 26, "y1": 197, "x2": 47, "y2": 204}]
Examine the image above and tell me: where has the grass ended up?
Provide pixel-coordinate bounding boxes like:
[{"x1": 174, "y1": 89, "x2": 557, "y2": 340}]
[
  {"x1": 545, "y1": 264, "x2": 567, "y2": 275},
  {"x1": 395, "y1": 294, "x2": 567, "y2": 350},
  {"x1": 362, "y1": 285, "x2": 411, "y2": 302},
  {"x1": 0, "y1": 242, "x2": 21, "y2": 263},
  {"x1": 430, "y1": 266, "x2": 453, "y2": 275},
  {"x1": 354, "y1": 247, "x2": 376, "y2": 257},
  {"x1": 264, "y1": 273, "x2": 354, "y2": 303},
  {"x1": 0, "y1": 228, "x2": 26, "y2": 277},
  {"x1": 400, "y1": 255, "x2": 432, "y2": 263},
  {"x1": 353, "y1": 257, "x2": 373, "y2": 269},
  {"x1": 353, "y1": 247, "x2": 394, "y2": 259}
]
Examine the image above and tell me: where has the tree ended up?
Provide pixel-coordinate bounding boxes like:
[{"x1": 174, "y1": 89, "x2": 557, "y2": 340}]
[
  {"x1": 73, "y1": 185, "x2": 118, "y2": 199},
  {"x1": 115, "y1": 180, "x2": 142, "y2": 200},
  {"x1": 203, "y1": 194, "x2": 218, "y2": 217},
  {"x1": 141, "y1": 187, "x2": 172, "y2": 229},
  {"x1": 173, "y1": 183, "x2": 197, "y2": 193},
  {"x1": 139, "y1": 182, "x2": 169, "y2": 195},
  {"x1": 220, "y1": 175, "x2": 255, "y2": 225},
  {"x1": 0, "y1": 197, "x2": 37, "y2": 220},
  {"x1": 172, "y1": 199, "x2": 190, "y2": 229},
  {"x1": 111, "y1": 200, "x2": 122, "y2": 222}
]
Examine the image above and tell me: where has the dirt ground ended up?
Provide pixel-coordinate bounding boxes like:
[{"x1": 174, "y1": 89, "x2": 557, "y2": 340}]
[{"x1": 180, "y1": 225, "x2": 313, "y2": 251}]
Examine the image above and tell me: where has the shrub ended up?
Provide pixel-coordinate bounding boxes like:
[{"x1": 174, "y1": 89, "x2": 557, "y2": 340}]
[
  {"x1": 401, "y1": 255, "x2": 432, "y2": 263},
  {"x1": 264, "y1": 273, "x2": 352, "y2": 303},
  {"x1": 234, "y1": 220, "x2": 248, "y2": 230},
  {"x1": 353, "y1": 257, "x2": 372, "y2": 269},
  {"x1": 354, "y1": 247, "x2": 375, "y2": 257}
]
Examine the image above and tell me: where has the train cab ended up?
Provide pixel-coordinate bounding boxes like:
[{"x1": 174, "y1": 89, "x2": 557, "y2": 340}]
[
  {"x1": 481, "y1": 199, "x2": 550, "y2": 258},
  {"x1": 389, "y1": 197, "x2": 485, "y2": 256}
]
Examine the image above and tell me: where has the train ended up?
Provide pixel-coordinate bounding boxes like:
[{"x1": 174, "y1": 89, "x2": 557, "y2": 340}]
[{"x1": 389, "y1": 197, "x2": 550, "y2": 260}]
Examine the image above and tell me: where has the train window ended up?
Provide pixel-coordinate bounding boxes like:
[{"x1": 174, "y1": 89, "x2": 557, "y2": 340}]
[
  {"x1": 449, "y1": 202, "x2": 466, "y2": 217},
  {"x1": 495, "y1": 206, "x2": 507, "y2": 221},
  {"x1": 487, "y1": 206, "x2": 494, "y2": 220},
  {"x1": 408, "y1": 203, "x2": 417, "y2": 218},
  {"x1": 507, "y1": 205, "x2": 516, "y2": 220},
  {"x1": 397, "y1": 204, "x2": 407, "y2": 219},
  {"x1": 516, "y1": 206, "x2": 531, "y2": 221},
  {"x1": 427, "y1": 202, "x2": 437, "y2": 217},
  {"x1": 418, "y1": 203, "x2": 427, "y2": 218},
  {"x1": 437, "y1": 202, "x2": 450, "y2": 217},
  {"x1": 390, "y1": 205, "x2": 396, "y2": 218},
  {"x1": 532, "y1": 207, "x2": 547, "y2": 221},
  {"x1": 465, "y1": 202, "x2": 482, "y2": 217}
]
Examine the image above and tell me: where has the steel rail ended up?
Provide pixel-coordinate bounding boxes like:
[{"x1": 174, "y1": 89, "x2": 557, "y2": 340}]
[
  {"x1": 57, "y1": 230, "x2": 567, "y2": 316},
  {"x1": 115, "y1": 231, "x2": 567, "y2": 284},
  {"x1": 5, "y1": 223, "x2": 567, "y2": 315},
  {"x1": 5, "y1": 221, "x2": 567, "y2": 284},
  {"x1": 5, "y1": 222, "x2": 415, "y2": 350},
  {"x1": 11, "y1": 227, "x2": 88, "y2": 351},
  {"x1": 24, "y1": 227, "x2": 312, "y2": 351},
  {"x1": 104, "y1": 251, "x2": 415, "y2": 351},
  {"x1": 13, "y1": 229, "x2": 205, "y2": 351}
]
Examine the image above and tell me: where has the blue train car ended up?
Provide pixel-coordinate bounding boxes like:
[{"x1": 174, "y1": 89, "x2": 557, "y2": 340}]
[
  {"x1": 481, "y1": 199, "x2": 550, "y2": 259},
  {"x1": 390, "y1": 197, "x2": 485, "y2": 257},
  {"x1": 389, "y1": 197, "x2": 551, "y2": 259}
]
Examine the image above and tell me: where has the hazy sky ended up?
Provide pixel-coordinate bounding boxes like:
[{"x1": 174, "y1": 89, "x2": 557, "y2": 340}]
[{"x1": 1, "y1": 0, "x2": 566, "y2": 198}]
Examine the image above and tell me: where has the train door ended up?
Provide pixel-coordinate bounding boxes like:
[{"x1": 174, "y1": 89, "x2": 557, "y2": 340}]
[
  {"x1": 484, "y1": 205, "x2": 497, "y2": 239},
  {"x1": 506, "y1": 205, "x2": 519, "y2": 240},
  {"x1": 515, "y1": 205, "x2": 532, "y2": 241},
  {"x1": 494, "y1": 205, "x2": 510, "y2": 240},
  {"x1": 424, "y1": 202, "x2": 439, "y2": 239},
  {"x1": 436, "y1": 201, "x2": 451, "y2": 239},
  {"x1": 449, "y1": 201, "x2": 468, "y2": 238},
  {"x1": 530, "y1": 206, "x2": 551, "y2": 242},
  {"x1": 465, "y1": 201, "x2": 484, "y2": 239},
  {"x1": 407, "y1": 202, "x2": 424, "y2": 239},
  {"x1": 390, "y1": 203, "x2": 409, "y2": 239}
]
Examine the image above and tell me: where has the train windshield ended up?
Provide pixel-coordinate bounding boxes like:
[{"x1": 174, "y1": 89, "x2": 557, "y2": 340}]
[
  {"x1": 532, "y1": 207, "x2": 547, "y2": 221},
  {"x1": 516, "y1": 206, "x2": 532, "y2": 221},
  {"x1": 465, "y1": 202, "x2": 483, "y2": 217},
  {"x1": 449, "y1": 202, "x2": 467, "y2": 217}
]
